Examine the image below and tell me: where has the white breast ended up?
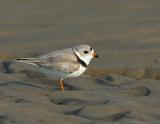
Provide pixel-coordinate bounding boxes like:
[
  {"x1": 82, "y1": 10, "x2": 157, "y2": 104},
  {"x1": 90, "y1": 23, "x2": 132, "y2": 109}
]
[{"x1": 65, "y1": 65, "x2": 87, "y2": 78}]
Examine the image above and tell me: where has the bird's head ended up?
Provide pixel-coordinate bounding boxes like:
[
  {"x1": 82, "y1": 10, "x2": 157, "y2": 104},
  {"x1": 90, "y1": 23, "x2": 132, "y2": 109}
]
[{"x1": 73, "y1": 44, "x2": 98, "y2": 66}]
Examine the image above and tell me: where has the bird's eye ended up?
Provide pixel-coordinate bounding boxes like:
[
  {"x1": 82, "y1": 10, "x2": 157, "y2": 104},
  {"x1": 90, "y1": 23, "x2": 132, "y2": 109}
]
[
  {"x1": 90, "y1": 47, "x2": 93, "y2": 51},
  {"x1": 84, "y1": 51, "x2": 88, "y2": 54}
]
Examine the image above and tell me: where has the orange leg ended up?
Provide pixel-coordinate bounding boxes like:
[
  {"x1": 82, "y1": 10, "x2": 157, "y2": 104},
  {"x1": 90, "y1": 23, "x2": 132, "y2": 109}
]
[{"x1": 59, "y1": 79, "x2": 64, "y2": 91}]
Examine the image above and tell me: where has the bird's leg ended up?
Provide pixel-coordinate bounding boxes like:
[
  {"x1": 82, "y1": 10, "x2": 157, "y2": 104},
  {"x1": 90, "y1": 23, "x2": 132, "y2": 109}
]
[{"x1": 59, "y1": 79, "x2": 64, "y2": 91}]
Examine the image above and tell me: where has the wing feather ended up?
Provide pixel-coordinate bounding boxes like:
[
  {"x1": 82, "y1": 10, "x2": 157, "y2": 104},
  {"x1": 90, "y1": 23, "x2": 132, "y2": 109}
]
[
  {"x1": 38, "y1": 61, "x2": 80, "y2": 74},
  {"x1": 17, "y1": 48, "x2": 79, "y2": 73}
]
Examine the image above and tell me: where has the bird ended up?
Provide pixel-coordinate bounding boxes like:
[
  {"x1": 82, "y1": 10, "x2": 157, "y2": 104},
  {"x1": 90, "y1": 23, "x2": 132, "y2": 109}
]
[{"x1": 17, "y1": 44, "x2": 98, "y2": 91}]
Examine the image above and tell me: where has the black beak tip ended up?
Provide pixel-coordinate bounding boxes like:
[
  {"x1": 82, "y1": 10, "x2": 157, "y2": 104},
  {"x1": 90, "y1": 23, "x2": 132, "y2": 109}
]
[{"x1": 95, "y1": 55, "x2": 99, "y2": 58}]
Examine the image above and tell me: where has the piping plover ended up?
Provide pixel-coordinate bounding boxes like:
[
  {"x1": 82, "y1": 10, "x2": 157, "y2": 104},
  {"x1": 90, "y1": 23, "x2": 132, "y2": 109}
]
[{"x1": 17, "y1": 44, "x2": 98, "y2": 91}]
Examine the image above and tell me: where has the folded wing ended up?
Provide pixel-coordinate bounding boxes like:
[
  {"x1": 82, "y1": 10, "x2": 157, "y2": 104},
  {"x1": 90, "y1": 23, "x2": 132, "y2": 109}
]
[{"x1": 17, "y1": 56, "x2": 79, "y2": 74}]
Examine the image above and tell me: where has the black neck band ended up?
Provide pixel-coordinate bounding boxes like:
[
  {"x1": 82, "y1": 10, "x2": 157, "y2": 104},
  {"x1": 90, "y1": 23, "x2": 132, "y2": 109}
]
[{"x1": 72, "y1": 48, "x2": 88, "y2": 68}]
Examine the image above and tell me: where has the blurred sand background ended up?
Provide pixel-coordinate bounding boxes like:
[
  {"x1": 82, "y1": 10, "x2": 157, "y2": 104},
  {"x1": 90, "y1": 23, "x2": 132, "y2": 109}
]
[
  {"x1": 0, "y1": 0, "x2": 160, "y2": 68},
  {"x1": 0, "y1": 0, "x2": 160, "y2": 124}
]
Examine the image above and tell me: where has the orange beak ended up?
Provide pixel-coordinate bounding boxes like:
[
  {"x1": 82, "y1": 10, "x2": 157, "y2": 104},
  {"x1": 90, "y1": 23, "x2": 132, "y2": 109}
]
[{"x1": 92, "y1": 52, "x2": 98, "y2": 58}]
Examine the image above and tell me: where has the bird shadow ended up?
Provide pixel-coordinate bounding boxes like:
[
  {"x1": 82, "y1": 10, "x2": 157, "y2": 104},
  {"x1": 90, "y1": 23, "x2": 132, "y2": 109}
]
[{"x1": 64, "y1": 83, "x2": 79, "y2": 91}]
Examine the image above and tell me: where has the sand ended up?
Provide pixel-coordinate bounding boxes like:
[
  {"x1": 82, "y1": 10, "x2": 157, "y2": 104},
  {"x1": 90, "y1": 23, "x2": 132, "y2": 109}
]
[
  {"x1": 0, "y1": 0, "x2": 160, "y2": 124},
  {"x1": 0, "y1": 61, "x2": 160, "y2": 124}
]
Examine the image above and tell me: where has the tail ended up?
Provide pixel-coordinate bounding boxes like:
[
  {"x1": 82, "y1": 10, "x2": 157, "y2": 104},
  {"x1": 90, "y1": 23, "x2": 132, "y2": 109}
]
[{"x1": 17, "y1": 58, "x2": 40, "y2": 66}]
